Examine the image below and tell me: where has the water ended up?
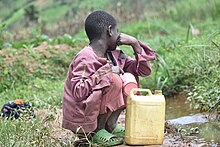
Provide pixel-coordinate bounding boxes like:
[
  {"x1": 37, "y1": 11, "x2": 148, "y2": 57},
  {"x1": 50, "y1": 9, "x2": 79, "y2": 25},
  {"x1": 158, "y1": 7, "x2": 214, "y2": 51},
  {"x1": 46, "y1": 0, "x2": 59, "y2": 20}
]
[{"x1": 165, "y1": 93, "x2": 220, "y2": 144}]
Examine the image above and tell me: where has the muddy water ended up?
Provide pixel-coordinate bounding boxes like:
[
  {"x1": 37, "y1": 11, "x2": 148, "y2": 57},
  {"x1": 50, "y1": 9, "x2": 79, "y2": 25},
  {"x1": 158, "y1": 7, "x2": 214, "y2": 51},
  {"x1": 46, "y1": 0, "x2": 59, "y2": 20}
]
[
  {"x1": 165, "y1": 93, "x2": 220, "y2": 144},
  {"x1": 165, "y1": 93, "x2": 199, "y2": 120}
]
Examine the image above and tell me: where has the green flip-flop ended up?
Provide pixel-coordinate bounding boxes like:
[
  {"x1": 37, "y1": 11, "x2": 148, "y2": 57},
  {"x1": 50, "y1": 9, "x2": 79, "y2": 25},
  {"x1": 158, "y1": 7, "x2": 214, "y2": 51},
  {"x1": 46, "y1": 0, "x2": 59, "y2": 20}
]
[
  {"x1": 111, "y1": 124, "x2": 125, "y2": 138},
  {"x1": 92, "y1": 129, "x2": 123, "y2": 146}
]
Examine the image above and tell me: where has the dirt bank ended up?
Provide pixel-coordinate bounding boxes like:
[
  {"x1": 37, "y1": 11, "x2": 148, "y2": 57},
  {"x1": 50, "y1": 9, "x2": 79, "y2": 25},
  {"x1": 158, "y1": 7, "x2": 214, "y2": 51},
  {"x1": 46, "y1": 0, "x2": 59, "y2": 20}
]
[{"x1": 36, "y1": 109, "x2": 218, "y2": 146}]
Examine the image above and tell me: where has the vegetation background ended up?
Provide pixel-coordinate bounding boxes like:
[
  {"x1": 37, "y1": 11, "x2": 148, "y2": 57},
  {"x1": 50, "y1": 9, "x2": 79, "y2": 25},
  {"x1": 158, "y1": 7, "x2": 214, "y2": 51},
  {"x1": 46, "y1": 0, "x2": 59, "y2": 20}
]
[{"x1": 0, "y1": 0, "x2": 219, "y2": 146}]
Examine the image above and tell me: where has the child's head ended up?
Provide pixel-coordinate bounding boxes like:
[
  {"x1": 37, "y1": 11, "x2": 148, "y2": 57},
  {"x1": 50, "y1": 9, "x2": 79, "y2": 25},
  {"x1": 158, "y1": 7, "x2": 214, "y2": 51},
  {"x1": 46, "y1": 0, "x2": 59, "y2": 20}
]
[{"x1": 85, "y1": 10, "x2": 119, "y2": 50}]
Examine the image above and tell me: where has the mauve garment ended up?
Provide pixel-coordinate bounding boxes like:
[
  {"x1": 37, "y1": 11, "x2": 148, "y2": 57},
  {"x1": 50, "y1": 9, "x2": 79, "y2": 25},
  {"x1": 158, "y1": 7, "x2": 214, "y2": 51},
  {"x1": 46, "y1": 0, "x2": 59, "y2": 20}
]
[
  {"x1": 100, "y1": 73, "x2": 124, "y2": 114},
  {"x1": 62, "y1": 41, "x2": 156, "y2": 133}
]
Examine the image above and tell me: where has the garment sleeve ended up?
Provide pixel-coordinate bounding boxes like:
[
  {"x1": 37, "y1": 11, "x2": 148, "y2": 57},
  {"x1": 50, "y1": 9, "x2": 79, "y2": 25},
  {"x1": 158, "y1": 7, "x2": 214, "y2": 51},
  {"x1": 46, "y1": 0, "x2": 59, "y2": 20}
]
[
  {"x1": 123, "y1": 41, "x2": 156, "y2": 76},
  {"x1": 69, "y1": 58, "x2": 112, "y2": 102}
]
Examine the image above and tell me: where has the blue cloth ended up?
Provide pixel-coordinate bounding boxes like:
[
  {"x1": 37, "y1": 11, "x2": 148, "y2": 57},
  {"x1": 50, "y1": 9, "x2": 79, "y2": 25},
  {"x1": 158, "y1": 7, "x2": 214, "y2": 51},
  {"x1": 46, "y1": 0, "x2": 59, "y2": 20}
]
[{"x1": 1, "y1": 101, "x2": 35, "y2": 119}]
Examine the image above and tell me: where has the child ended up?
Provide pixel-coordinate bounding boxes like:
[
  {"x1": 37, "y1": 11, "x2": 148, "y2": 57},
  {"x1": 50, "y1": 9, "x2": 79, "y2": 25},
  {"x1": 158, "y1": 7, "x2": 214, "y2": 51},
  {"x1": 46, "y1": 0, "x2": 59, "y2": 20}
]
[{"x1": 62, "y1": 10, "x2": 156, "y2": 146}]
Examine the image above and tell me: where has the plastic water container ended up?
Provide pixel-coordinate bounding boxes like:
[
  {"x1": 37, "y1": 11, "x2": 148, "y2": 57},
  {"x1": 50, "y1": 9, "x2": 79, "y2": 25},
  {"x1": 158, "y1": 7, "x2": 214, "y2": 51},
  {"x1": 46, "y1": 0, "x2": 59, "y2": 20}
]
[{"x1": 125, "y1": 88, "x2": 165, "y2": 145}]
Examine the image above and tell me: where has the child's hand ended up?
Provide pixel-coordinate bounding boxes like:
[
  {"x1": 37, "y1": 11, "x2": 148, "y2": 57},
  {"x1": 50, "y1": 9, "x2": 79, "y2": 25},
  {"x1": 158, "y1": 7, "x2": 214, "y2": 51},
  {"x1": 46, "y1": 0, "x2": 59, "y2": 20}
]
[
  {"x1": 117, "y1": 33, "x2": 138, "y2": 46},
  {"x1": 112, "y1": 66, "x2": 124, "y2": 74},
  {"x1": 117, "y1": 33, "x2": 142, "y2": 53}
]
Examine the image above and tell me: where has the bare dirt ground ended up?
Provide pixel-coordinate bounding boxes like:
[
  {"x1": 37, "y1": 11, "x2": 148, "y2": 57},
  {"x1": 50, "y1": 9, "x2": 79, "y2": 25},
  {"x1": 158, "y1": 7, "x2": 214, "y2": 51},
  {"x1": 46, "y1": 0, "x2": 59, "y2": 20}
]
[{"x1": 36, "y1": 109, "x2": 217, "y2": 147}]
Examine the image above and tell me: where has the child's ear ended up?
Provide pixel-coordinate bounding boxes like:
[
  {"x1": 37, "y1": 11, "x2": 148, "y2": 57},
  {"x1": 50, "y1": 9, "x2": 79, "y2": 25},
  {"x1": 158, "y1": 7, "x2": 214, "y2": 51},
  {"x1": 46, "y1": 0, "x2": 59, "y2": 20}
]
[{"x1": 107, "y1": 25, "x2": 112, "y2": 37}]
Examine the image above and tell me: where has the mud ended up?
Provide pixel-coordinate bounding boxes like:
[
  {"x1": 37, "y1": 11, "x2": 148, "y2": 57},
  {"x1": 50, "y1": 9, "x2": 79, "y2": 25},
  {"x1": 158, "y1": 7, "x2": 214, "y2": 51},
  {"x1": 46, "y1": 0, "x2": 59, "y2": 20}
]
[{"x1": 36, "y1": 109, "x2": 219, "y2": 146}]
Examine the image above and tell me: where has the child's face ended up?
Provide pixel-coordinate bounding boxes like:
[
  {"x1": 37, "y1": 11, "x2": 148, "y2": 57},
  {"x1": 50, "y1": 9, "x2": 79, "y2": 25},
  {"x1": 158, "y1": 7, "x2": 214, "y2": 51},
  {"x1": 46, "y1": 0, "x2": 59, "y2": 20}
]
[{"x1": 107, "y1": 25, "x2": 119, "y2": 51}]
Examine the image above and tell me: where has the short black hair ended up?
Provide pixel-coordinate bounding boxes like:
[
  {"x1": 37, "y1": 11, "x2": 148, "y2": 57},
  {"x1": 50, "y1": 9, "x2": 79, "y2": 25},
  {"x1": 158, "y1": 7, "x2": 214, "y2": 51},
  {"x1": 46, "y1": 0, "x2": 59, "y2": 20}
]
[{"x1": 85, "y1": 10, "x2": 117, "y2": 41}]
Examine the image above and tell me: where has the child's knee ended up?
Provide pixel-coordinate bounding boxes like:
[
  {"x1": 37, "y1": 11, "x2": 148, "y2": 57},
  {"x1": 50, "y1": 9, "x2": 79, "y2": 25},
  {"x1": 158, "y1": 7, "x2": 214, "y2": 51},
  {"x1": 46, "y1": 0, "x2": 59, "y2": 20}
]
[
  {"x1": 111, "y1": 73, "x2": 123, "y2": 90},
  {"x1": 120, "y1": 73, "x2": 138, "y2": 96}
]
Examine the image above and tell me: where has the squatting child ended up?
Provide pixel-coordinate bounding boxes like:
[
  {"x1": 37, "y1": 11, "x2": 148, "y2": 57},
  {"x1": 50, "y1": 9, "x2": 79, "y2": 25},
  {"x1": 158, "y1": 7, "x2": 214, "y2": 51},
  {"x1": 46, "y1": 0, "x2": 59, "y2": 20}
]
[{"x1": 62, "y1": 10, "x2": 156, "y2": 146}]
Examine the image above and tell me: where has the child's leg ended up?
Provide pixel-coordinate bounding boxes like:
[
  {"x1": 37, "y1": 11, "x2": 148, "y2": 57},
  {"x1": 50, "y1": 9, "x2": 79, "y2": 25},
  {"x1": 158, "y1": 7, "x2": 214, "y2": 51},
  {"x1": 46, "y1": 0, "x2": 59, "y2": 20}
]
[
  {"x1": 95, "y1": 107, "x2": 124, "y2": 133},
  {"x1": 105, "y1": 73, "x2": 138, "y2": 133},
  {"x1": 96, "y1": 73, "x2": 124, "y2": 132},
  {"x1": 105, "y1": 107, "x2": 124, "y2": 132},
  {"x1": 94, "y1": 109, "x2": 111, "y2": 132}
]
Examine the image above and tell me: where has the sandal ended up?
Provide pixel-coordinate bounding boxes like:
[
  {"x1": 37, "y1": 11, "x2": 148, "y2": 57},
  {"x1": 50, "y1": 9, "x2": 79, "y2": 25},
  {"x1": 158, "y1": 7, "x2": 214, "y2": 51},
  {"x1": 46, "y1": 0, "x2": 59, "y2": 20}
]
[
  {"x1": 92, "y1": 129, "x2": 123, "y2": 146},
  {"x1": 111, "y1": 124, "x2": 125, "y2": 138}
]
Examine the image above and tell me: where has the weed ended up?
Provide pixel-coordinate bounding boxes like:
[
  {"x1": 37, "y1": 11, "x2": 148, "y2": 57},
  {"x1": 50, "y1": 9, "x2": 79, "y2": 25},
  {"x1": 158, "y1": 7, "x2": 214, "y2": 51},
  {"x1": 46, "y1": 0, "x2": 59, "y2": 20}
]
[{"x1": 0, "y1": 0, "x2": 220, "y2": 145}]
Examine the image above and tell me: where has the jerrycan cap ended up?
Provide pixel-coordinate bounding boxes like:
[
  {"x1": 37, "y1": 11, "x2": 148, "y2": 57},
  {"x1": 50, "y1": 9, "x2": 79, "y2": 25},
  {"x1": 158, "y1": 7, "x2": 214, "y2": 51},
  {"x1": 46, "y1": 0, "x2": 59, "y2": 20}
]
[
  {"x1": 130, "y1": 88, "x2": 152, "y2": 97},
  {"x1": 154, "y1": 90, "x2": 163, "y2": 95}
]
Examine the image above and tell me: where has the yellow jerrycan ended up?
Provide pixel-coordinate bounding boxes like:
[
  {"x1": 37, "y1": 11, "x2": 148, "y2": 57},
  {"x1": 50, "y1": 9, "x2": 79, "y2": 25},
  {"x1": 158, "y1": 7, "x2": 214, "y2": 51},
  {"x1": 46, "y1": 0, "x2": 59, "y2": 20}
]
[{"x1": 125, "y1": 88, "x2": 165, "y2": 145}]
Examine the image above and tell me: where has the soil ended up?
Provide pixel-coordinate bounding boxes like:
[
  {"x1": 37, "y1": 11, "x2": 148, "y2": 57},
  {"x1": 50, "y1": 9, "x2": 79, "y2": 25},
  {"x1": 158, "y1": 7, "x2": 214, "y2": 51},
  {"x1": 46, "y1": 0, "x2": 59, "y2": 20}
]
[{"x1": 36, "y1": 109, "x2": 217, "y2": 147}]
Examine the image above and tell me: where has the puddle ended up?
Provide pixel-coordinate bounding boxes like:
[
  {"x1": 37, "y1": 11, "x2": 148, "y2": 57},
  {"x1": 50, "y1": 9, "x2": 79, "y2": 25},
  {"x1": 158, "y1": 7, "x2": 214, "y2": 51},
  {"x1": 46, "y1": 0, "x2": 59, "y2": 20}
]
[
  {"x1": 165, "y1": 93, "x2": 199, "y2": 120},
  {"x1": 189, "y1": 121, "x2": 220, "y2": 144},
  {"x1": 165, "y1": 93, "x2": 220, "y2": 144}
]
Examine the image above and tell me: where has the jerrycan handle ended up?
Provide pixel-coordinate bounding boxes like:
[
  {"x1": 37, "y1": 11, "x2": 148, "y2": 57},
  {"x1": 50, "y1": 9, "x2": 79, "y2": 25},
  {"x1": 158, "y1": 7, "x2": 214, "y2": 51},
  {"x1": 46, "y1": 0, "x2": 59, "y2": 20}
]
[{"x1": 130, "y1": 88, "x2": 152, "y2": 97}]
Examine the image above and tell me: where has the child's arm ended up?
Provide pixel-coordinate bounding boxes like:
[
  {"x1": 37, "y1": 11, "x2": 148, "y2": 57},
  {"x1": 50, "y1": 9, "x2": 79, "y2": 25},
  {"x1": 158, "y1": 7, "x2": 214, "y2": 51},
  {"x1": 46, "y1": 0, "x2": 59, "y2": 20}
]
[
  {"x1": 68, "y1": 57, "x2": 113, "y2": 102},
  {"x1": 117, "y1": 33, "x2": 142, "y2": 54},
  {"x1": 117, "y1": 33, "x2": 156, "y2": 76}
]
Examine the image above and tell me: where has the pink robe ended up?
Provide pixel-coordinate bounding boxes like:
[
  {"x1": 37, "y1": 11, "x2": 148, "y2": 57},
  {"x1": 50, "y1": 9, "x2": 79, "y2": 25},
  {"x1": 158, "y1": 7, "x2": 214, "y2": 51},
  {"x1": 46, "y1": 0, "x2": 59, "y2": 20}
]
[{"x1": 62, "y1": 41, "x2": 156, "y2": 132}]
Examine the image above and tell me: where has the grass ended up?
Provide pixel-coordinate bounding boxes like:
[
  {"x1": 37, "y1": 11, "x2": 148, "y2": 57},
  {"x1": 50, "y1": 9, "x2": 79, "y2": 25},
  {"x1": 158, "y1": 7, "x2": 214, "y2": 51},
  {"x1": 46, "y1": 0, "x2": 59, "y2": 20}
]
[
  {"x1": 0, "y1": 118, "x2": 52, "y2": 146},
  {"x1": 0, "y1": 108, "x2": 77, "y2": 147},
  {"x1": 42, "y1": 5, "x2": 69, "y2": 22},
  {"x1": 3, "y1": 8, "x2": 25, "y2": 26},
  {"x1": 166, "y1": 0, "x2": 220, "y2": 22},
  {"x1": 0, "y1": 0, "x2": 220, "y2": 146},
  {"x1": 0, "y1": 0, "x2": 219, "y2": 110},
  {"x1": 0, "y1": 78, "x2": 64, "y2": 109}
]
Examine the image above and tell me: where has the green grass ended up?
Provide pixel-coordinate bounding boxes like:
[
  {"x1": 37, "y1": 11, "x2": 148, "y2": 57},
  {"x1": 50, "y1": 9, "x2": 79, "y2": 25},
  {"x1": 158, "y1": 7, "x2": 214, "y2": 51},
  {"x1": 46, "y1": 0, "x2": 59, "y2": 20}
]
[
  {"x1": 42, "y1": 5, "x2": 69, "y2": 22},
  {"x1": 166, "y1": 0, "x2": 220, "y2": 24},
  {"x1": 0, "y1": 118, "x2": 52, "y2": 146},
  {"x1": 0, "y1": 108, "x2": 77, "y2": 146},
  {"x1": 0, "y1": 78, "x2": 64, "y2": 109},
  {"x1": 3, "y1": 8, "x2": 25, "y2": 26},
  {"x1": 0, "y1": 0, "x2": 220, "y2": 146},
  {"x1": 1, "y1": 5, "x2": 219, "y2": 110}
]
